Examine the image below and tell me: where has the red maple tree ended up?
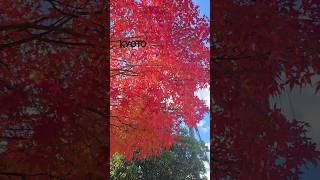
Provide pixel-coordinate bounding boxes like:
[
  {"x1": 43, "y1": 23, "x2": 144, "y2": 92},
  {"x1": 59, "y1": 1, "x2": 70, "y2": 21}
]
[
  {"x1": 0, "y1": 0, "x2": 108, "y2": 179},
  {"x1": 0, "y1": 0, "x2": 210, "y2": 178},
  {"x1": 110, "y1": 0, "x2": 210, "y2": 159},
  {"x1": 212, "y1": 0, "x2": 320, "y2": 179}
]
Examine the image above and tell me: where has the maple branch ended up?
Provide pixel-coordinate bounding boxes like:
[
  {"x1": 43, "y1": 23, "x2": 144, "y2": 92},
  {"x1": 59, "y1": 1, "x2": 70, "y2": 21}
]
[
  {"x1": 84, "y1": 107, "x2": 104, "y2": 116},
  {"x1": 38, "y1": 37, "x2": 93, "y2": 47},
  {"x1": 111, "y1": 70, "x2": 140, "y2": 77},
  {"x1": 213, "y1": 55, "x2": 253, "y2": 62},
  {"x1": 110, "y1": 123, "x2": 122, "y2": 129},
  {"x1": 110, "y1": 115, "x2": 139, "y2": 130},
  {"x1": 0, "y1": 171, "x2": 67, "y2": 180},
  {"x1": 0, "y1": 17, "x2": 49, "y2": 31},
  {"x1": 46, "y1": 0, "x2": 78, "y2": 18},
  {"x1": 27, "y1": 25, "x2": 86, "y2": 37},
  {"x1": 46, "y1": 0, "x2": 102, "y2": 17},
  {"x1": 0, "y1": 16, "x2": 72, "y2": 50},
  {"x1": 0, "y1": 135, "x2": 31, "y2": 140},
  {"x1": 213, "y1": 48, "x2": 271, "y2": 61}
]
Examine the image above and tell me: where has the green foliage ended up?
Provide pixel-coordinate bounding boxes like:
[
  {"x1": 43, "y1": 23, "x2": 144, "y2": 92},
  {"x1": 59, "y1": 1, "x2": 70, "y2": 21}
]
[
  {"x1": 110, "y1": 128, "x2": 209, "y2": 180},
  {"x1": 110, "y1": 153, "x2": 140, "y2": 180}
]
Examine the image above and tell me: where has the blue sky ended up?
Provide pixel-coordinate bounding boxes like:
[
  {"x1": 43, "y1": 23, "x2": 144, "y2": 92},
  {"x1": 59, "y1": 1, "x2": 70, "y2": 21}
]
[
  {"x1": 192, "y1": 0, "x2": 210, "y2": 179},
  {"x1": 192, "y1": 0, "x2": 210, "y2": 145},
  {"x1": 193, "y1": 0, "x2": 210, "y2": 18}
]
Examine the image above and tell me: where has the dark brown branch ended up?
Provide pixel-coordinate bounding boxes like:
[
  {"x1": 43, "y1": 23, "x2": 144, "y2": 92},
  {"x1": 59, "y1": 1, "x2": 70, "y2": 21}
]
[
  {"x1": 0, "y1": 17, "x2": 49, "y2": 31},
  {"x1": 38, "y1": 37, "x2": 93, "y2": 47},
  {"x1": 0, "y1": 16, "x2": 72, "y2": 50},
  {"x1": 0, "y1": 171, "x2": 67, "y2": 180}
]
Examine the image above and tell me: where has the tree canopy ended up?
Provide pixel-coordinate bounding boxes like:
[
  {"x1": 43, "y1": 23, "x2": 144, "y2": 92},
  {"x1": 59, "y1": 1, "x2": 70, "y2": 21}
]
[
  {"x1": 212, "y1": 0, "x2": 320, "y2": 179},
  {"x1": 111, "y1": 128, "x2": 209, "y2": 180},
  {"x1": 0, "y1": 0, "x2": 108, "y2": 179},
  {"x1": 110, "y1": 0, "x2": 210, "y2": 159},
  {"x1": 0, "y1": 0, "x2": 209, "y2": 178}
]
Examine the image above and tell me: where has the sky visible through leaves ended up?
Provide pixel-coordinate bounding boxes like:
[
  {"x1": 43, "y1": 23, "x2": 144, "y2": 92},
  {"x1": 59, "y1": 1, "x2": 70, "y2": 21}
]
[
  {"x1": 192, "y1": 0, "x2": 210, "y2": 179},
  {"x1": 193, "y1": 1, "x2": 319, "y2": 179},
  {"x1": 272, "y1": 79, "x2": 320, "y2": 179}
]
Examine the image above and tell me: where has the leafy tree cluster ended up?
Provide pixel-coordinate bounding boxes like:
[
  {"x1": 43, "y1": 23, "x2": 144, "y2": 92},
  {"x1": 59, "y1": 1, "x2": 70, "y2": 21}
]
[{"x1": 111, "y1": 128, "x2": 209, "y2": 180}]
